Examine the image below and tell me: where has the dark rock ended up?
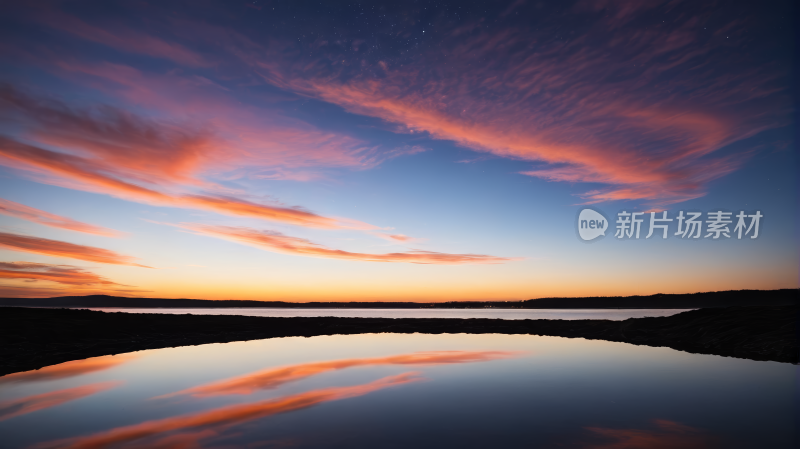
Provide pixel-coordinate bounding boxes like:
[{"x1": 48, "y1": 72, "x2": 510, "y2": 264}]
[{"x1": 0, "y1": 305, "x2": 796, "y2": 377}]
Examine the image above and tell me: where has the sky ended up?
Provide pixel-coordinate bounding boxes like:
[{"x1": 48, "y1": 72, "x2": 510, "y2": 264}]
[{"x1": 0, "y1": 0, "x2": 795, "y2": 301}]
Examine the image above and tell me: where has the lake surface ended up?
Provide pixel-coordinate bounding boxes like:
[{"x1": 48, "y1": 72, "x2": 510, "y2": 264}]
[
  {"x1": 0, "y1": 334, "x2": 794, "y2": 448},
  {"x1": 81, "y1": 307, "x2": 694, "y2": 320}
]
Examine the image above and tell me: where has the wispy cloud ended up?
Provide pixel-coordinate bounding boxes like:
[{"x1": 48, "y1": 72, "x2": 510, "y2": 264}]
[
  {"x1": 158, "y1": 350, "x2": 523, "y2": 399},
  {"x1": 230, "y1": 3, "x2": 787, "y2": 208},
  {"x1": 0, "y1": 382, "x2": 121, "y2": 421},
  {"x1": 0, "y1": 261, "x2": 123, "y2": 286},
  {"x1": 0, "y1": 86, "x2": 380, "y2": 229},
  {"x1": 37, "y1": 8, "x2": 210, "y2": 67},
  {"x1": 0, "y1": 232, "x2": 149, "y2": 267},
  {"x1": 176, "y1": 224, "x2": 521, "y2": 264},
  {"x1": 0, "y1": 198, "x2": 120, "y2": 236},
  {"x1": 374, "y1": 233, "x2": 422, "y2": 244},
  {"x1": 0, "y1": 284, "x2": 150, "y2": 298}
]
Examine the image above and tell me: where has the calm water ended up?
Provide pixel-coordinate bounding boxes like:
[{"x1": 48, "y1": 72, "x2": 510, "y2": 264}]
[
  {"x1": 82, "y1": 307, "x2": 693, "y2": 320},
  {"x1": 0, "y1": 334, "x2": 794, "y2": 448}
]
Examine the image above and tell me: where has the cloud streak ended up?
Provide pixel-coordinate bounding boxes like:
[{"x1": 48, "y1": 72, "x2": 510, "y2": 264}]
[
  {"x1": 158, "y1": 350, "x2": 522, "y2": 398},
  {"x1": 0, "y1": 232, "x2": 149, "y2": 267},
  {"x1": 374, "y1": 233, "x2": 421, "y2": 244},
  {"x1": 0, "y1": 198, "x2": 121, "y2": 236},
  {"x1": 0, "y1": 85, "x2": 378, "y2": 229},
  {"x1": 177, "y1": 224, "x2": 520, "y2": 264},
  {"x1": 233, "y1": 2, "x2": 788, "y2": 207},
  {"x1": 0, "y1": 261, "x2": 122, "y2": 286},
  {"x1": 38, "y1": 10, "x2": 210, "y2": 67}
]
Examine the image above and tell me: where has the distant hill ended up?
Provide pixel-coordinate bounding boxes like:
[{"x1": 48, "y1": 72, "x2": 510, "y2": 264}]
[{"x1": 0, "y1": 289, "x2": 796, "y2": 309}]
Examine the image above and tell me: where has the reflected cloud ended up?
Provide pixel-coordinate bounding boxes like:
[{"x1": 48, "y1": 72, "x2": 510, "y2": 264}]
[
  {"x1": 158, "y1": 350, "x2": 523, "y2": 399},
  {"x1": 579, "y1": 419, "x2": 720, "y2": 449},
  {"x1": 0, "y1": 198, "x2": 121, "y2": 237},
  {"x1": 36, "y1": 372, "x2": 423, "y2": 449},
  {"x1": 0, "y1": 232, "x2": 149, "y2": 267},
  {"x1": 0, "y1": 354, "x2": 138, "y2": 385},
  {"x1": 0, "y1": 381, "x2": 120, "y2": 421},
  {"x1": 175, "y1": 224, "x2": 520, "y2": 265}
]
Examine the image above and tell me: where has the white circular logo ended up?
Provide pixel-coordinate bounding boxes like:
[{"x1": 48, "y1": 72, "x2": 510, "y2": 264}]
[{"x1": 577, "y1": 208, "x2": 608, "y2": 241}]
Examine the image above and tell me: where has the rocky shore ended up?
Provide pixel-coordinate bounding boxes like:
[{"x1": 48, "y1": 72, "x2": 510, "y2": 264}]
[{"x1": 1, "y1": 305, "x2": 796, "y2": 377}]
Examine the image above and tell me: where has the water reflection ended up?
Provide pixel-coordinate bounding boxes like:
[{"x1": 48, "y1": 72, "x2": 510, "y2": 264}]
[
  {"x1": 158, "y1": 350, "x2": 522, "y2": 398},
  {"x1": 35, "y1": 373, "x2": 423, "y2": 449},
  {"x1": 0, "y1": 334, "x2": 793, "y2": 449},
  {"x1": 0, "y1": 355, "x2": 137, "y2": 384},
  {"x1": 0, "y1": 382, "x2": 121, "y2": 421},
  {"x1": 577, "y1": 419, "x2": 719, "y2": 449}
]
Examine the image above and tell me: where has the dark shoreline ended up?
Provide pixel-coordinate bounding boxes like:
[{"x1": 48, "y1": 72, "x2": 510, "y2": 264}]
[
  {"x1": 1, "y1": 288, "x2": 796, "y2": 309},
  {"x1": 1, "y1": 305, "x2": 797, "y2": 377}
]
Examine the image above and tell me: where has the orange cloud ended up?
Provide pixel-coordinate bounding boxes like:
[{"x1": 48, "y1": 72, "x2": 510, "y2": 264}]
[
  {"x1": 159, "y1": 350, "x2": 522, "y2": 398},
  {"x1": 0, "y1": 382, "x2": 121, "y2": 421},
  {"x1": 37, "y1": 373, "x2": 423, "y2": 449},
  {"x1": 580, "y1": 419, "x2": 719, "y2": 449},
  {"x1": 0, "y1": 261, "x2": 122, "y2": 286},
  {"x1": 0, "y1": 135, "x2": 171, "y2": 204},
  {"x1": 0, "y1": 232, "x2": 149, "y2": 267},
  {"x1": 374, "y1": 233, "x2": 420, "y2": 243},
  {"x1": 177, "y1": 224, "x2": 520, "y2": 264},
  {"x1": 0, "y1": 198, "x2": 121, "y2": 237},
  {"x1": 0, "y1": 354, "x2": 138, "y2": 384},
  {"x1": 0, "y1": 84, "x2": 379, "y2": 229},
  {"x1": 0, "y1": 285, "x2": 151, "y2": 298},
  {"x1": 180, "y1": 195, "x2": 368, "y2": 230},
  {"x1": 0, "y1": 285, "x2": 68, "y2": 298},
  {"x1": 10, "y1": 3, "x2": 786, "y2": 211},
  {"x1": 236, "y1": 11, "x2": 786, "y2": 208}
]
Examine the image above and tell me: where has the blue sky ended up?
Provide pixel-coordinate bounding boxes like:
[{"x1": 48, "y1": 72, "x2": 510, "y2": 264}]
[{"x1": 0, "y1": 0, "x2": 795, "y2": 300}]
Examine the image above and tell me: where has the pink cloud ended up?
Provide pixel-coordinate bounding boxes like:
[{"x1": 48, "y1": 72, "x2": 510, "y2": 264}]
[
  {"x1": 0, "y1": 85, "x2": 387, "y2": 229},
  {"x1": 227, "y1": 10, "x2": 786, "y2": 208},
  {"x1": 374, "y1": 233, "x2": 422, "y2": 244},
  {"x1": 38, "y1": 10, "x2": 210, "y2": 67},
  {"x1": 176, "y1": 223, "x2": 521, "y2": 264},
  {"x1": 0, "y1": 232, "x2": 149, "y2": 267},
  {"x1": 0, "y1": 261, "x2": 123, "y2": 286},
  {"x1": 0, "y1": 198, "x2": 121, "y2": 237}
]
